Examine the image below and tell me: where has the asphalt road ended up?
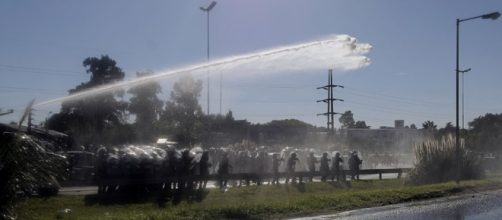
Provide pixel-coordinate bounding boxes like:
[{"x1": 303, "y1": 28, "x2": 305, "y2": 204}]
[{"x1": 295, "y1": 189, "x2": 502, "y2": 220}]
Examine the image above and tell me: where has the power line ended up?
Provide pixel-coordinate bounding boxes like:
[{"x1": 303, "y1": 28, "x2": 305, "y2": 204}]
[
  {"x1": 228, "y1": 99, "x2": 313, "y2": 103},
  {"x1": 344, "y1": 100, "x2": 452, "y2": 119},
  {"x1": 0, "y1": 90, "x2": 61, "y2": 95},
  {"x1": 344, "y1": 86, "x2": 452, "y2": 106},
  {"x1": 0, "y1": 109, "x2": 14, "y2": 117},
  {"x1": 0, "y1": 70, "x2": 83, "y2": 77},
  {"x1": 0, "y1": 64, "x2": 84, "y2": 75},
  {"x1": 226, "y1": 82, "x2": 317, "y2": 89},
  {"x1": 0, "y1": 67, "x2": 85, "y2": 77},
  {"x1": 226, "y1": 82, "x2": 454, "y2": 106},
  {"x1": 0, "y1": 85, "x2": 63, "y2": 91},
  {"x1": 237, "y1": 113, "x2": 311, "y2": 117}
]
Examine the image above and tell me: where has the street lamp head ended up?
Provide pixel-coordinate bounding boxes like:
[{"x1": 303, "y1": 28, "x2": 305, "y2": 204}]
[
  {"x1": 200, "y1": 1, "x2": 217, "y2": 11},
  {"x1": 481, "y1": 12, "x2": 500, "y2": 20},
  {"x1": 459, "y1": 68, "x2": 471, "y2": 73},
  {"x1": 207, "y1": 1, "x2": 217, "y2": 10}
]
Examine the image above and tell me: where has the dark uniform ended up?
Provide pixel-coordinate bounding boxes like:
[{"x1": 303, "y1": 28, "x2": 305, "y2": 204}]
[
  {"x1": 218, "y1": 153, "x2": 231, "y2": 190},
  {"x1": 307, "y1": 152, "x2": 318, "y2": 182},
  {"x1": 331, "y1": 152, "x2": 344, "y2": 181},
  {"x1": 320, "y1": 152, "x2": 331, "y2": 182},
  {"x1": 95, "y1": 147, "x2": 107, "y2": 194},
  {"x1": 285, "y1": 153, "x2": 299, "y2": 184},
  {"x1": 178, "y1": 150, "x2": 193, "y2": 191},
  {"x1": 271, "y1": 154, "x2": 282, "y2": 184},
  {"x1": 198, "y1": 151, "x2": 211, "y2": 190},
  {"x1": 349, "y1": 151, "x2": 362, "y2": 180},
  {"x1": 255, "y1": 151, "x2": 267, "y2": 185}
]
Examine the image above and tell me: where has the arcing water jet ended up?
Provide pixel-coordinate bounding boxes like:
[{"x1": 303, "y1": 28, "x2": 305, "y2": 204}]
[{"x1": 35, "y1": 34, "x2": 371, "y2": 107}]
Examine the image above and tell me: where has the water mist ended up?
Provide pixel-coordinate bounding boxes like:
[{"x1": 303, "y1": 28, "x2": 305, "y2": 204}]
[{"x1": 35, "y1": 34, "x2": 371, "y2": 107}]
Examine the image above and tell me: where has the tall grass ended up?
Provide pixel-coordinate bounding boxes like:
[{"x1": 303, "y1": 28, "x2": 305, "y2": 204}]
[{"x1": 408, "y1": 135, "x2": 483, "y2": 185}]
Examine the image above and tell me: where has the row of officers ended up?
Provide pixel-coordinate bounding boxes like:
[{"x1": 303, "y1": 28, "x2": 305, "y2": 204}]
[{"x1": 94, "y1": 147, "x2": 364, "y2": 194}]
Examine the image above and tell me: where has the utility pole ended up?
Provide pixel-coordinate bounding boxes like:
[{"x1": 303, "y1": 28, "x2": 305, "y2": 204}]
[{"x1": 317, "y1": 69, "x2": 344, "y2": 142}]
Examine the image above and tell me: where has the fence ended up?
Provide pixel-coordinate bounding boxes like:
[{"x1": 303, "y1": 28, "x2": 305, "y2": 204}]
[{"x1": 97, "y1": 168, "x2": 412, "y2": 186}]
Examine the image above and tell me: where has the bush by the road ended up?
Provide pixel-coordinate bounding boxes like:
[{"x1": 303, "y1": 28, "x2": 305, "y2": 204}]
[{"x1": 408, "y1": 135, "x2": 483, "y2": 185}]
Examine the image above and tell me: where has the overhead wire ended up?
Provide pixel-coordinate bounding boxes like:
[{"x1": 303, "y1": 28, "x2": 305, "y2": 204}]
[
  {"x1": 0, "y1": 75, "x2": 468, "y2": 125},
  {"x1": 0, "y1": 64, "x2": 85, "y2": 77},
  {"x1": 0, "y1": 64, "x2": 84, "y2": 75},
  {"x1": 342, "y1": 86, "x2": 452, "y2": 106}
]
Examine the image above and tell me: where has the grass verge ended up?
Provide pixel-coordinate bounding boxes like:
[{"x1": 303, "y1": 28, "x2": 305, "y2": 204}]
[{"x1": 14, "y1": 179, "x2": 502, "y2": 220}]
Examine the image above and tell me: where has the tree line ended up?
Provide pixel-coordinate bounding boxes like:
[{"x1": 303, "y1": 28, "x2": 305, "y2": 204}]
[
  {"x1": 46, "y1": 55, "x2": 323, "y2": 149},
  {"x1": 46, "y1": 55, "x2": 502, "y2": 153}
]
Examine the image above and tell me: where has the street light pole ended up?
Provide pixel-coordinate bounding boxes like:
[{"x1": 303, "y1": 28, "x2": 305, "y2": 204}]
[
  {"x1": 456, "y1": 19, "x2": 460, "y2": 184},
  {"x1": 459, "y1": 68, "x2": 471, "y2": 130},
  {"x1": 200, "y1": 1, "x2": 217, "y2": 115},
  {"x1": 455, "y1": 11, "x2": 499, "y2": 183}
]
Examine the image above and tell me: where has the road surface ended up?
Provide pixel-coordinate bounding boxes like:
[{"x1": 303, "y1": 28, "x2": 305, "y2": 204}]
[{"x1": 295, "y1": 189, "x2": 502, "y2": 220}]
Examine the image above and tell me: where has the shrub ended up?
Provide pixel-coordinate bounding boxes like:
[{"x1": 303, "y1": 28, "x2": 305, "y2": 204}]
[
  {"x1": 408, "y1": 135, "x2": 483, "y2": 185},
  {"x1": 0, "y1": 132, "x2": 67, "y2": 219}
]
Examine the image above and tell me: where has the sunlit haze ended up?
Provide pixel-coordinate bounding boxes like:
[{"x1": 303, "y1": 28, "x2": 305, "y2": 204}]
[{"x1": 1, "y1": 0, "x2": 501, "y2": 128}]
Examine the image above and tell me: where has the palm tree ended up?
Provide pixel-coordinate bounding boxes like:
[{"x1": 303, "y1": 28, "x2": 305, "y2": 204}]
[{"x1": 422, "y1": 120, "x2": 437, "y2": 130}]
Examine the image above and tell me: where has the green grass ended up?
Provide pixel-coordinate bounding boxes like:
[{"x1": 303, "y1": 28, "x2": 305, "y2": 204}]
[{"x1": 14, "y1": 179, "x2": 502, "y2": 220}]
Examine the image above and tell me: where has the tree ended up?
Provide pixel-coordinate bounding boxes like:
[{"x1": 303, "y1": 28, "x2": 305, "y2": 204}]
[
  {"x1": 437, "y1": 122, "x2": 455, "y2": 137},
  {"x1": 354, "y1": 120, "x2": 370, "y2": 129},
  {"x1": 71, "y1": 55, "x2": 125, "y2": 91},
  {"x1": 256, "y1": 119, "x2": 313, "y2": 146},
  {"x1": 128, "y1": 71, "x2": 163, "y2": 143},
  {"x1": 422, "y1": 120, "x2": 437, "y2": 130},
  {"x1": 199, "y1": 110, "x2": 251, "y2": 147},
  {"x1": 48, "y1": 55, "x2": 131, "y2": 145},
  {"x1": 225, "y1": 110, "x2": 234, "y2": 121},
  {"x1": 467, "y1": 113, "x2": 502, "y2": 152},
  {"x1": 158, "y1": 74, "x2": 204, "y2": 147},
  {"x1": 410, "y1": 123, "x2": 417, "y2": 129},
  {"x1": 339, "y1": 110, "x2": 355, "y2": 129}
]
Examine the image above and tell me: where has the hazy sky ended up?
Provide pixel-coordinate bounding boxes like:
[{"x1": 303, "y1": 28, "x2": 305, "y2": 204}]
[{"x1": 1, "y1": 0, "x2": 501, "y2": 129}]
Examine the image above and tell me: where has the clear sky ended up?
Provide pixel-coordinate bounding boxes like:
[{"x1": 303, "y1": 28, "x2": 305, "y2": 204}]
[{"x1": 1, "y1": 0, "x2": 501, "y2": 129}]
